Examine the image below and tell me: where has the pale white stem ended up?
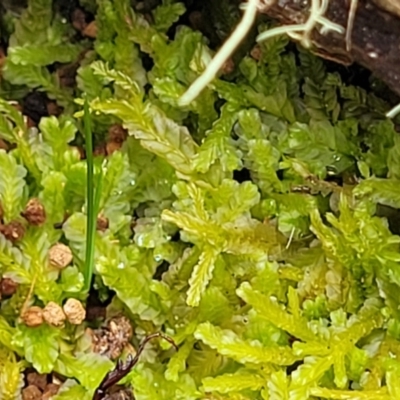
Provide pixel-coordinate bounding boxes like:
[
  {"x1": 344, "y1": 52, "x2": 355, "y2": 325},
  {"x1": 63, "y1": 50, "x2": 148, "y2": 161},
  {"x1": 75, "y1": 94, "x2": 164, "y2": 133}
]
[
  {"x1": 257, "y1": 24, "x2": 307, "y2": 42},
  {"x1": 386, "y1": 103, "x2": 400, "y2": 119},
  {"x1": 286, "y1": 227, "x2": 296, "y2": 250},
  {"x1": 179, "y1": 0, "x2": 259, "y2": 106},
  {"x1": 345, "y1": 0, "x2": 358, "y2": 51},
  {"x1": 258, "y1": 0, "x2": 343, "y2": 48}
]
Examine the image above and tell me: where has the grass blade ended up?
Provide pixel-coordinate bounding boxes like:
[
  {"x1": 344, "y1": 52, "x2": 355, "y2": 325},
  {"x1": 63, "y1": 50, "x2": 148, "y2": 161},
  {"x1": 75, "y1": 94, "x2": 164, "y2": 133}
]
[{"x1": 83, "y1": 99, "x2": 95, "y2": 292}]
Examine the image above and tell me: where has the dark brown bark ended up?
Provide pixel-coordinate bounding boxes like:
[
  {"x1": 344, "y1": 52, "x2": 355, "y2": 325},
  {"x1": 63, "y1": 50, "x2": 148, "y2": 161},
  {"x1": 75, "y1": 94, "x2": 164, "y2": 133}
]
[{"x1": 259, "y1": 0, "x2": 400, "y2": 96}]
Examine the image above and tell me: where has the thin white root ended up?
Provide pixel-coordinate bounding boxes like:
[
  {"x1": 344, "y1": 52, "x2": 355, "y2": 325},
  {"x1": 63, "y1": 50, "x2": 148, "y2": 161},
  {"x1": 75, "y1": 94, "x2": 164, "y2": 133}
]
[
  {"x1": 257, "y1": 0, "x2": 344, "y2": 48},
  {"x1": 386, "y1": 103, "x2": 400, "y2": 119},
  {"x1": 345, "y1": 0, "x2": 358, "y2": 51},
  {"x1": 179, "y1": 0, "x2": 259, "y2": 106},
  {"x1": 179, "y1": 0, "x2": 345, "y2": 105},
  {"x1": 286, "y1": 227, "x2": 295, "y2": 250}
]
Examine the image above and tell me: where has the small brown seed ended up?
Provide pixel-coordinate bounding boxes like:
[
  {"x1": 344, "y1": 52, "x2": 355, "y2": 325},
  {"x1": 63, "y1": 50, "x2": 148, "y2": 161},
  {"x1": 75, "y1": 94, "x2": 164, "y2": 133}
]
[
  {"x1": 22, "y1": 306, "x2": 44, "y2": 327},
  {"x1": 63, "y1": 298, "x2": 86, "y2": 325},
  {"x1": 26, "y1": 372, "x2": 47, "y2": 391},
  {"x1": 49, "y1": 243, "x2": 73, "y2": 269},
  {"x1": 42, "y1": 383, "x2": 60, "y2": 400},
  {"x1": 43, "y1": 302, "x2": 66, "y2": 327},
  {"x1": 22, "y1": 385, "x2": 42, "y2": 400}
]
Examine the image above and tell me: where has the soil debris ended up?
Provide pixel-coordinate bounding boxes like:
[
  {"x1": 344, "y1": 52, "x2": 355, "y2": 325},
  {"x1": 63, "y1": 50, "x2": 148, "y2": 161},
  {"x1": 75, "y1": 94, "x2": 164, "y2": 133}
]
[
  {"x1": 57, "y1": 62, "x2": 80, "y2": 88},
  {"x1": 86, "y1": 305, "x2": 106, "y2": 322},
  {"x1": 71, "y1": 8, "x2": 87, "y2": 32},
  {"x1": 104, "y1": 387, "x2": 134, "y2": 400},
  {"x1": 46, "y1": 101, "x2": 62, "y2": 117},
  {"x1": 89, "y1": 316, "x2": 134, "y2": 360},
  {"x1": 22, "y1": 92, "x2": 49, "y2": 125}
]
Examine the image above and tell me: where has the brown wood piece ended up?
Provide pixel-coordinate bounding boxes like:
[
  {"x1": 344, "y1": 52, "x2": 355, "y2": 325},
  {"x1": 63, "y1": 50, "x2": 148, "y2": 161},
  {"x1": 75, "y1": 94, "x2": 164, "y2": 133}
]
[{"x1": 259, "y1": 0, "x2": 400, "y2": 96}]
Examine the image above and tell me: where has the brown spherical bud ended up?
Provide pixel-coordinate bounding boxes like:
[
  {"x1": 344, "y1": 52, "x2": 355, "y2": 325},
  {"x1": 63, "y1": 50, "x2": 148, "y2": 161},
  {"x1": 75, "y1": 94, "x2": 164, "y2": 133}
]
[
  {"x1": 108, "y1": 124, "x2": 128, "y2": 143},
  {"x1": 83, "y1": 21, "x2": 98, "y2": 38},
  {"x1": 22, "y1": 385, "x2": 42, "y2": 400},
  {"x1": 22, "y1": 198, "x2": 46, "y2": 226},
  {"x1": 0, "y1": 221, "x2": 25, "y2": 243},
  {"x1": 63, "y1": 298, "x2": 86, "y2": 325},
  {"x1": 0, "y1": 278, "x2": 18, "y2": 297},
  {"x1": 43, "y1": 302, "x2": 66, "y2": 327},
  {"x1": 106, "y1": 141, "x2": 122, "y2": 155},
  {"x1": 97, "y1": 215, "x2": 109, "y2": 232},
  {"x1": 22, "y1": 306, "x2": 44, "y2": 327},
  {"x1": 49, "y1": 243, "x2": 73, "y2": 269}
]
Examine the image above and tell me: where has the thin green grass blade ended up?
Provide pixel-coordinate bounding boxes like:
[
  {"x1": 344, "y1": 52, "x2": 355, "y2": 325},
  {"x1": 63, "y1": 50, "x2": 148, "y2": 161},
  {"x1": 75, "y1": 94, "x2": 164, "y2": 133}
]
[{"x1": 83, "y1": 99, "x2": 95, "y2": 292}]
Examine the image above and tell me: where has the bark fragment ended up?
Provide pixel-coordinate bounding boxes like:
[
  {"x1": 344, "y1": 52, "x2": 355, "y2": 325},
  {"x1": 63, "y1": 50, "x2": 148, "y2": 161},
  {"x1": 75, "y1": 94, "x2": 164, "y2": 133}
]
[{"x1": 258, "y1": 0, "x2": 400, "y2": 96}]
